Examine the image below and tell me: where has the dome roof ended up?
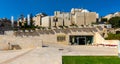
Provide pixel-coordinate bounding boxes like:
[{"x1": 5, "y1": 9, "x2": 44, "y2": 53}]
[{"x1": 81, "y1": 9, "x2": 89, "y2": 13}]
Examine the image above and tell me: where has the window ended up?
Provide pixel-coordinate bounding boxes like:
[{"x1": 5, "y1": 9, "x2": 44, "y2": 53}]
[{"x1": 57, "y1": 35, "x2": 66, "y2": 42}]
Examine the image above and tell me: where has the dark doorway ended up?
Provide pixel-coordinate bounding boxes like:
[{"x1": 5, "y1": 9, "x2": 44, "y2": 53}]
[
  {"x1": 78, "y1": 37, "x2": 85, "y2": 45},
  {"x1": 69, "y1": 35, "x2": 93, "y2": 45}
]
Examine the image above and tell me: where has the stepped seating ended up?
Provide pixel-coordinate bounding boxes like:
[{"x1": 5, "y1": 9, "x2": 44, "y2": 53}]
[
  {"x1": 31, "y1": 31, "x2": 39, "y2": 36},
  {"x1": 0, "y1": 31, "x2": 4, "y2": 35},
  {"x1": 81, "y1": 28, "x2": 91, "y2": 32},
  {"x1": 44, "y1": 30, "x2": 50, "y2": 34},
  {"x1": 23, "y1": 32, "x2": 29, "y2": 36},
  {"x1": 97, "y1": 26, "x2": 103, "y2": 30},
  {"x1": 54, "y1": 29, "x2": 61, "y2": 33},
  {"x1": 69, "y1": 28, "x2": 78, "y2": 32},
  {"x1": 13, "y1": 27, "x2": 100, "y2": 36},
  {"x1": 48, "y1": 30, "x2": 55, "y2": 34},
  {"x1": 77, "y1": 28, "x2": 82, "y2": 32},
  {"x1": 39, "y1": 30, "x2": 45, "y2": 34},
  {"x1": 60, "y1": 29, "x2": 71, "y2": 34},
  {"x1": 91, "y1": 28, "x2": 98, "y2": 32}
]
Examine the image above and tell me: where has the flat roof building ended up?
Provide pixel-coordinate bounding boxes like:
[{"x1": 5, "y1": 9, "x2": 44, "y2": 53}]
[
  {"x1": 40, "y1": 8, "x2": 99, "y2": 29},
  {"x1": 33, "y1": 13, "x2": 47, "y2": 26},
  {"x1": 71, "y1": 8, "x2": 99, "y2": 26}
]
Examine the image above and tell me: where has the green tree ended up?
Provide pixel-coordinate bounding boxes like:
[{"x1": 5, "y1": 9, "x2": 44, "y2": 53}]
[
  {"x1": 101, "y1": 18, "x2": 107, "y2": 22},
  {"x1": 19, "y1": 22, "x2": 22, "y2": 27},
  {"x1": 108, "y1": 16, "x2": 120, "y2": 28}
]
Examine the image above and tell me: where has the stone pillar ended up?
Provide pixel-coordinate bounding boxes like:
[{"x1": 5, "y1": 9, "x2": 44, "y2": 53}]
[
  {"x1": 11, "y1": 16, "x2": 14, "y2": 28},
  {"x1": 27, "y1": 14, "x2": 30, "y2": 26}
]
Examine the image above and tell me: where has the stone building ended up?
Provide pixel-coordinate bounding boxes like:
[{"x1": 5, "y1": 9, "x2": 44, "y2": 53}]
[
  {"x1": 17, "y1": 15, "x2": 27, "y2": 27},
  {"x1": 54, "y1": 11, "x2": 71, "y2": 27},
  {"x1": 41, "y1": 16, "x2": 54, "y2": 28},
  {"x1": 41, "y1": 13, "x2": 71, "y2": 28},
  {"x1": 33, "y1": 13, "x2": 47, "y2": 26},
  {"x1": 104, "y1": 12, "x2": 120, "y2": 20},
  {"x1": 28, "y1": 8, "x2": 99, "y2": 28},
  {"x1": 71, "y1": 8, "x2": 99, "y2": 26},
  {"x1": 0, "y1": 26, "x2": 119, "y2": 50}
]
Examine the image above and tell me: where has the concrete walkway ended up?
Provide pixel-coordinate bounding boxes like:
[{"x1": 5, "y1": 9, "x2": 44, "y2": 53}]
[
  {"x1": 3, "y1": 47, "x2": 62, "y2": 64},
  {"x1": 0, "y1": 46, "x2": 118, "y2": 64},
  {"x1": 0, "y1": 49, "x2": 32, "y2": 64}
]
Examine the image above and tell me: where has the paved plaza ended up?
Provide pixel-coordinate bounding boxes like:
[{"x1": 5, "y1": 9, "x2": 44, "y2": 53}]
[{"x1": 0, "y1": 45, "x2": 118, "y2": 64}]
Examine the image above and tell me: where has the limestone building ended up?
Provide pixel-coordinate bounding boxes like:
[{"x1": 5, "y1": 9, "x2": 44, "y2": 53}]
[
  {"x1": 54, "y1": 11, "x2": 71, "y2": 27},
  {"x1": 17, "y1": 17, "x2": 27, "y2": 27},
  {"x1": 33, "y1": 13, "x2": 47, "y2": 26},
  {"x1": 104, "y1": 12, "x2": 120, "y2": 20},
  {"x1": 33, "y1": 8, "x2": 99, "y2": 28},
  {"x1": 71, "y1": 8, "x2": 99, "y2": 26},
  {"x1": 41, "y1": 11, "x2": 72, "y2": 28},
  {"x1": 41, "y1": 16, "x2": 54, "y2": 28}
]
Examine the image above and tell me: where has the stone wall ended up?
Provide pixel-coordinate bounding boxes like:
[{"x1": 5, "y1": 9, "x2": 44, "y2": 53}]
[
  {"x1": 93, "y1": 32, "x2": 119, "y2": 46},
  {"x1": 93, "y1": 32, "x2": 105, "y2": 45},
  {"x1": 104, "y1": 40, "x2": 119, "y2": 45},
  {"x1": 0, "y1": 34, "x2": 42, "y2": 50},
  {"x1": 0, "y1": 28, "x2": 102, "y2": 50}
]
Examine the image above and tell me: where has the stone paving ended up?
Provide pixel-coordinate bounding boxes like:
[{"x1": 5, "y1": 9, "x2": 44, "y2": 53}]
[
  {"x1": 0, "y1": 49, "x2": 32, "y2": 64},
  {"x1": 0, "y1": 46, "x2": 118, "y2": 64}
]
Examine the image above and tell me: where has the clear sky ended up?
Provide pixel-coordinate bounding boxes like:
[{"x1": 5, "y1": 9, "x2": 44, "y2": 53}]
[{"x1": 0, "y1": 0, "x2": 120, "y2": 20}]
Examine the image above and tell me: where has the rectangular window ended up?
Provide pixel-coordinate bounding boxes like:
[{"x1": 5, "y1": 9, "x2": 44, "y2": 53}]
[{"x1": 57, "y1": 35, "x2": 66, "y2": 42}]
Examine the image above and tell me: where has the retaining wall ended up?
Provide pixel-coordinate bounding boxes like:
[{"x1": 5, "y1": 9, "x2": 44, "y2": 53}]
[{"x1": 0, "y1": 35, "x2": 42, "y2": 50}]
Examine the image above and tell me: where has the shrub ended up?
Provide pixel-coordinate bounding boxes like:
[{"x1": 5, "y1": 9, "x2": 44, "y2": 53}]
[{"x1": 105, "y1": 33, "x2": 120, "y2": 40}]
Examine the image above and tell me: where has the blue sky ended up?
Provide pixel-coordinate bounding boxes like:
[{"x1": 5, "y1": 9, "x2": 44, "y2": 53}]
[{"x1": 0, "y1": 0, "x2": 120, "y2": 20}]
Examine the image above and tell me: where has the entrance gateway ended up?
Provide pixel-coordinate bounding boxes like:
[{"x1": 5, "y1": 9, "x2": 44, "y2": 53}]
[{"x1": 69, "y1": 35, "x2": 93, "y2": 45}]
